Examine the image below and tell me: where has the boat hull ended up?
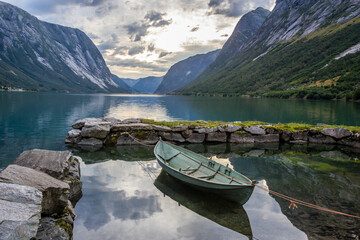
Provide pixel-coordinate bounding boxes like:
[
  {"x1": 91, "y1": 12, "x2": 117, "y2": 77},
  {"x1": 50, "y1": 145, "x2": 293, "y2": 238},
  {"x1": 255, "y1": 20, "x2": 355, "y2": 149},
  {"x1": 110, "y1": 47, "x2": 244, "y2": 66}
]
[{"x1": 156, "y1": 157, "x2": 254, "y2": 204}]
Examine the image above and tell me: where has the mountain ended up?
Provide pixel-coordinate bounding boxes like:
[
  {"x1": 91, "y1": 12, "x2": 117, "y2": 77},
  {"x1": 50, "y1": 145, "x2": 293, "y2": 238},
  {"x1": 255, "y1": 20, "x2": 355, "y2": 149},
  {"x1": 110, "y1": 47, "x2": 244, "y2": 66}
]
[
  {"x1": 112, "y1": 74, "x2": 137, "y2": 93},
  {"x1": 0, "y1": 1, "x2": 125, "y2": 93},
  {"x1": 122, "y1": 78, "x2": 139, "y2": 87},
  {"x1": 155, "y1": 49, "x2": 220, "y2": 94},
  {"x1": 132, "y1": 76, "x2": 163, "y2": 94},
  {"x1": 176, "y1": 0, "x2": 360, "y2": 100},
  {"x1": 211, "y1": 7, "x2": 270, "y2": 68}
]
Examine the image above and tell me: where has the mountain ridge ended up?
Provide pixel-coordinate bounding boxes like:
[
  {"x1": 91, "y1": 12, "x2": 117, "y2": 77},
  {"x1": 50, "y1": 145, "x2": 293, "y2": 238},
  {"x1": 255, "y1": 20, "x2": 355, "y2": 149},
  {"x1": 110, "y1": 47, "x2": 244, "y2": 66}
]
[
  {"x1": 155, "y1": 49, "x2": 220, "y2": 94},
  {"x1": 0, "y1": 1, "x2": 126, "y2": 93},
  {"x1": 175, "y1": 0, "x2": 360, "y2": 100}
]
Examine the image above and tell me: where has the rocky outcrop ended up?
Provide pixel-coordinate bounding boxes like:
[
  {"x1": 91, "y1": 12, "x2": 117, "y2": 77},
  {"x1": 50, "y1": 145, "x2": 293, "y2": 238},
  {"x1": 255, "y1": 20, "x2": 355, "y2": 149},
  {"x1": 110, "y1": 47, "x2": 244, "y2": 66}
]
[
  {"x1": 0, "y1": 165, "x2": 70, "y2": 215},
  {"x1": 66, "y1": 118, "x2": 360, "y2": 149},
  {"x1": 0, "y1": 182, "x2": 42, "y2": 240},
  {"x1": 0, "y1": 150, "x2": 82, "y2": 240}
]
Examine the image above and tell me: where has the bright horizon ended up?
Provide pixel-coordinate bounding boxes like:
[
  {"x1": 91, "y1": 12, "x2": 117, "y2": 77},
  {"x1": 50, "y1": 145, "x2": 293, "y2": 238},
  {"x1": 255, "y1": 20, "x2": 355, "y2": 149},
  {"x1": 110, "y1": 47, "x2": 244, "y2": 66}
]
[{"x1": 2, "y1": 0, "x2": 275, "y2": 79}]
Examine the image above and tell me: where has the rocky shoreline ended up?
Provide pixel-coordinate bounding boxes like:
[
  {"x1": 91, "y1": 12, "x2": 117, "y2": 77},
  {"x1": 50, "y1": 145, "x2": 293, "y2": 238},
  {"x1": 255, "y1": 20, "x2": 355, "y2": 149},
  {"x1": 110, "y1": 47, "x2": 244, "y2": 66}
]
[
  {"x1": 65, "y1": 117, "x2": 360, "y2": 149},
  {"x1": 0, "y1": 150, "x2": 82, "y2": 240}
]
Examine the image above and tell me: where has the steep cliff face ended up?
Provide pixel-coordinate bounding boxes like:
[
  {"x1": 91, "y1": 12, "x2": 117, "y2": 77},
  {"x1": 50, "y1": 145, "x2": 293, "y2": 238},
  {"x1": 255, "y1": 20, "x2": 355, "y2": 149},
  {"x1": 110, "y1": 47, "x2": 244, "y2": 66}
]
[
  {"x1": 176, "y1": 0, "x2": 360, "y2": 99},
  {"x1": 251, "y1": 0, "x2": 360, "y2": 47},
  {"x1": 155, "y1": 49, "x2": 220, "y2": 94},
  {"x1": 0, "y1": 1, "x2": 125, "y2": 93},
  {"x1": 214, "y1": 7, "x2": 270, "y2": 66}
]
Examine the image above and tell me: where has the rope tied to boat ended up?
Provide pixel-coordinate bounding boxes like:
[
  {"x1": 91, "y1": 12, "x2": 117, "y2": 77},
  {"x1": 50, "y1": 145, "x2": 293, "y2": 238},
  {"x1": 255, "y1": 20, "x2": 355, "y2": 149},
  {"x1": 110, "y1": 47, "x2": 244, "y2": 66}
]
[{"x1": 121, "y1": 132, "x2": 158, "y2": 147}]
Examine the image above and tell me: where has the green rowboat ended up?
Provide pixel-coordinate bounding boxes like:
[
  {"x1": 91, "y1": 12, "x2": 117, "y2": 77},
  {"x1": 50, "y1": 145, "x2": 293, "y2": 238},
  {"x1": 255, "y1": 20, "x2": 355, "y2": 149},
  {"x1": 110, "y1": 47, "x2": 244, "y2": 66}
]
[{"x1": 154, "y1": 139, "x2": 255, "y2": 204}]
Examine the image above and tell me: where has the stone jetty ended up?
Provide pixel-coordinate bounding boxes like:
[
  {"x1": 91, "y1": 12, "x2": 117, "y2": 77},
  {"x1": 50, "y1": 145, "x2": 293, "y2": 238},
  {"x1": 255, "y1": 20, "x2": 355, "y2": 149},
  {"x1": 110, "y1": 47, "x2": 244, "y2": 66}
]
[
  {"x1": 0, "y1": 149, "x2": 82, "y2": 240},
  {"x1": 65, "y1": 117, "x2": 360, "y2": 149}
]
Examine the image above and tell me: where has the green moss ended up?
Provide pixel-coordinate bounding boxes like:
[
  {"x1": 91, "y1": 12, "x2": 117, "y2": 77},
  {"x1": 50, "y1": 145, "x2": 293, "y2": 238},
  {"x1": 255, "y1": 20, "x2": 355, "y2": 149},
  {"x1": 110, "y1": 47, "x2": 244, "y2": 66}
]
[
  {"x1": 56, "y1": 219, "x2": 73, "y2": 236},
  {"x1": 234, "y1": 130, "x2": 248, "y2": 134},
  {"x1": 63, "y1": 177, "x2": 79, "y2": 183},
  {"x1": 141, "y1": 119, "x2": 360, "y2": 133}
]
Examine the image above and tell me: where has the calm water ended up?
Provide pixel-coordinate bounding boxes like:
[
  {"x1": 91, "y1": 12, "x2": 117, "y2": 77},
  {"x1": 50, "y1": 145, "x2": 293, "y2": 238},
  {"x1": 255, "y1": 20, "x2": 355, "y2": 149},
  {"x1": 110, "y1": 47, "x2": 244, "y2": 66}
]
[
  {"x1": 1, "y1": 92, "x2": 360, "y2": 239},
  {"x1": 1, "y1": 92, "x2": 360, "y2": 168},
  {"x1": 72, "y1": 144, "x2": 360, "y2": 240}
]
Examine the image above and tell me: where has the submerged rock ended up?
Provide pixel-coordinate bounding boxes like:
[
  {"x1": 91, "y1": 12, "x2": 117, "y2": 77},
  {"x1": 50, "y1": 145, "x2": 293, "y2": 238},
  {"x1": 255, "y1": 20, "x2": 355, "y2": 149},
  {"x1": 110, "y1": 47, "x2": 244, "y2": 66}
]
[
  {"x1": 320, "y1": 127, "x2": 352, "y2": 139},
  {"x1": 0, "y1": 165, "x2": 70, "y2": 215},
  {"x1": 0, "y1": 182, "x2": 42, "y2": 240}
]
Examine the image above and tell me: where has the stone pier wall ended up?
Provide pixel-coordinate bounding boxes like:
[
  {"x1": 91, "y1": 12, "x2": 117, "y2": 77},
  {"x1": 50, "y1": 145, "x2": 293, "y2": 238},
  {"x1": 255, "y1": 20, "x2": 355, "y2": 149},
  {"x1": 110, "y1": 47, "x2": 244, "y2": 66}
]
[{"x1": 65, "y1": 118, "x2": 360, "y2": 149}]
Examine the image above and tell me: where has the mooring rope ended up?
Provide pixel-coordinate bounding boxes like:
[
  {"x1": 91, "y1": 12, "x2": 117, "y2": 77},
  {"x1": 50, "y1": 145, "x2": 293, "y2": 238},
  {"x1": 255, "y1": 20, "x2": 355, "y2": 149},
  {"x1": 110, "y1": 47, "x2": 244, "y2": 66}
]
[
  {"x1": 121, "y1": 132, "x2": 158, "y2": 181},
  {"x1": 123, "y1": 133, "x2": 360, "y2": 219}
]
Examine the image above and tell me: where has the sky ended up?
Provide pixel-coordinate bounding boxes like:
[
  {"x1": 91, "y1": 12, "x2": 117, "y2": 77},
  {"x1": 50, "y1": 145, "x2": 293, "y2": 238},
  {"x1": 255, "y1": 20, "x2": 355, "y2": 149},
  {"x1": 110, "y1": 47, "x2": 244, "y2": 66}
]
[{"x1": 3, "y1": 0, "x2": 275, "y2": 79}]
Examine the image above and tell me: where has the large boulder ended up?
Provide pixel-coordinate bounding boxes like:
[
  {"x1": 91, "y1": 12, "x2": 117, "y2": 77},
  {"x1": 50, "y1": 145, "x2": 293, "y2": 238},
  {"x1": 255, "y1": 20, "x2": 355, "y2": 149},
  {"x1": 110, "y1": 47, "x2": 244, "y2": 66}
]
[
  {"x1": 193, "y1": 127, "x2": 216, "y2": 134},
  {"x1": 290, "y1": 131, "x2": 308, "y2": 144},
  {"x1": 206, "y1": 132, "x2": 227, "y2": 142},
  {"x1": 229, "y1": 133, "x2": 254, "y2": 143},
  {"x1": 65, "y1": 129, "x2": 82, "y2": 144},
  {"x1": 186, "y1": 133, "x2": 205, "y2": 143},
  {"x1": 224, "y1": 125, "x2": 242, "y2": 133},
  {"x1": 159, "y1": 132, "x2": 186, "y2": 143},
  {"x1": 72, "y1": 118, "x2": 106, "y2": 129},
  {"x1": 81, "y1": 124, "x2": 110, "y2": 139},
  {"x1": 0, "y1": 182, "x2": 42, "y2": 240},
  {"x1": 309, "y1": 134, "x2": 336, "y2": 144},
  {"x1": 280, "y1": 129, "x2": 292, "y2": 142},
  {"x1": 320, "y1": 127, "x2": 352, "y2": 139},
  {"x1": 0, "y1": 165, "x2": 70, "y2": 215},
  {"x1": 13, "y1": 149, "x2": 72, "y2": 179},
  {"x1": 244, "y1": 126, "x2": 266, "y2": 135},
  {"x1": 13, "y1": 149, "x2": 82, "y2": 204}
]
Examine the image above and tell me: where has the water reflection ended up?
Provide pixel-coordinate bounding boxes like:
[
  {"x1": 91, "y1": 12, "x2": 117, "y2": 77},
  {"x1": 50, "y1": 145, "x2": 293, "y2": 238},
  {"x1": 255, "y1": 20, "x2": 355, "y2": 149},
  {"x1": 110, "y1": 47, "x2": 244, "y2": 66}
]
[
  {"x1": 74, "y1": 159, "x2": 246, "y2": 240},
  {"x1": 154, "y1": 170, "x2": 253, "y2": 238},
  {"x1": 73, "y1": 144, "x2": 360, "y2": 240}
]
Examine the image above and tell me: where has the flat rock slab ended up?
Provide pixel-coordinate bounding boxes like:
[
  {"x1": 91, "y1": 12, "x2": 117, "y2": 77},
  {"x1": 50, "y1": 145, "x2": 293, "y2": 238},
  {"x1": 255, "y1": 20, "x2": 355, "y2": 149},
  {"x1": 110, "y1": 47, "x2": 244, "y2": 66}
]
[
  {"x1": 13, "y1": 149, "x2": 72, "y2": 179},
  {"x1": 320, "y1": 127, "x2": 352, "y2": 139},
  {"x1": 244, "y1": 126, "x2": 266, "y2": 135},
  {"x1": 0, "y1": 182, "x2": 42, "y2": 240},
  {"x1": 0, "y1": 165, "x2": 70, "y2": 215}
]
